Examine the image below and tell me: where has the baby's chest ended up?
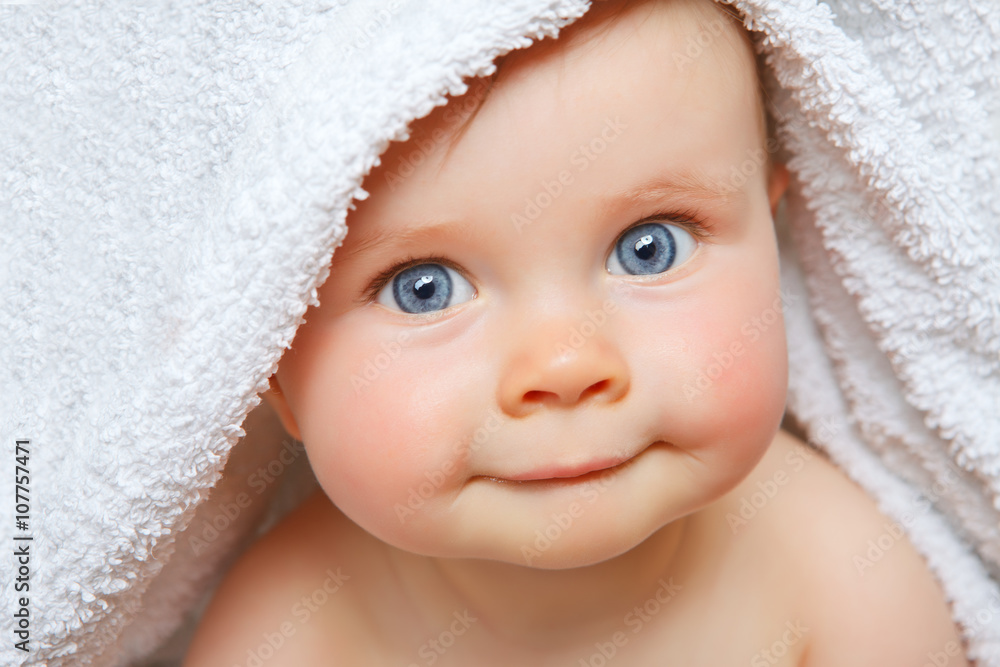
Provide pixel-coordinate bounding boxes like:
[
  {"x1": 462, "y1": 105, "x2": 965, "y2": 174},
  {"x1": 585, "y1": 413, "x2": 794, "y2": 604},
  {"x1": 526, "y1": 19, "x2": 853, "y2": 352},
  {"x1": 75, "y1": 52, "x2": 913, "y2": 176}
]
[
  {"x1": 596, "y1": 608, "x2": 809, "y2": 667},
  {"x1": 551, "y1": 595, "x2": 808, "y2": 667},
  {"x1": 306, "y1": 585, "x2": 808, "y2": 667}
]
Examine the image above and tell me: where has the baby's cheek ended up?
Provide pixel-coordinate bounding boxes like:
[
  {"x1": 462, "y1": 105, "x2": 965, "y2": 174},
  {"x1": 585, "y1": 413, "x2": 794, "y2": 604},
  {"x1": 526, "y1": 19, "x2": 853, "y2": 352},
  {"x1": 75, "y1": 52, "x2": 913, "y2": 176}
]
[
  {"x1": 645, "y1": 276, "x2": 787, "y2": 477},
  {"x1": 292, "y1": 323, "x2": 444, "y2": 527},
  {"x1": 295, "y1": 315, "x2": 483, "y2": 543},
  {"x1": 711, "y1": 323, "x2": 787, "y2": 433}
]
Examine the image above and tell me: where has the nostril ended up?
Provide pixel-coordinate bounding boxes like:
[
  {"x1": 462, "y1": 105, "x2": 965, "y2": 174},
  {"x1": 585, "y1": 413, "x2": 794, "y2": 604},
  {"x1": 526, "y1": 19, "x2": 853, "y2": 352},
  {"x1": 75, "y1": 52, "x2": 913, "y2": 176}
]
[
  {"x1": 580, "y1": 379, "x2": 610, "y2": 400},
  {"x1": 523, "y1": 390, "x2": 554, "y2": 404}
]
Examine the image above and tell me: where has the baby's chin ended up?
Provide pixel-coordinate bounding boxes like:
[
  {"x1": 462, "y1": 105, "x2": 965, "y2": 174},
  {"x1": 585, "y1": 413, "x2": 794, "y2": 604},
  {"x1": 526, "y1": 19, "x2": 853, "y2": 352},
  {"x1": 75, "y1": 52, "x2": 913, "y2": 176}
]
[
  {"x1": 367, "y1": 496, "x2": 698, "y2": 572},
  {"x1": 497, "y1": 524, "x2": 679, "y2": 571},
  {"x1": 380, "y1": 510, "x2": 687, "y2": 572}
]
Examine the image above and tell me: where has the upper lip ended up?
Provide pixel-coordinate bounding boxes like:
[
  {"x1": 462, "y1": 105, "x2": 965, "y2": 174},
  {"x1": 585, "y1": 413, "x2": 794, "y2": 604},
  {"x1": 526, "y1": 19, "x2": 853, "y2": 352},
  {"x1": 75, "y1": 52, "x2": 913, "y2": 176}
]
[{"x1": 505, "y1": 456, "x2": 630, "y2": 481}]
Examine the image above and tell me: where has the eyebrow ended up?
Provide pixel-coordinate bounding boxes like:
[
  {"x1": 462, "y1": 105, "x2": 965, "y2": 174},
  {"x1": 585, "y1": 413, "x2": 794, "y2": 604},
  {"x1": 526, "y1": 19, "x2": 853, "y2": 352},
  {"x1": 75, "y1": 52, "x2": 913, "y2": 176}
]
[
  {"x1": 334, "y1": 218, "x2": 472, "y2": 263},
  {"x1": 338, "y1": 169, "x2": 740, "y2": 260},
  {"x1": 600, "y1": 169, "x2": 740, "y2": 214}
]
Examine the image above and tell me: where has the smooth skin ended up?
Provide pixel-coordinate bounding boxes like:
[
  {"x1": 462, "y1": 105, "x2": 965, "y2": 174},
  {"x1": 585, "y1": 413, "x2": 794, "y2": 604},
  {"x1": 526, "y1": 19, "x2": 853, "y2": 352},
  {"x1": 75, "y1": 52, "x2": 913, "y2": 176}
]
[{"x1": 185, "y1": 0, "x2": 969, "y2": 664}]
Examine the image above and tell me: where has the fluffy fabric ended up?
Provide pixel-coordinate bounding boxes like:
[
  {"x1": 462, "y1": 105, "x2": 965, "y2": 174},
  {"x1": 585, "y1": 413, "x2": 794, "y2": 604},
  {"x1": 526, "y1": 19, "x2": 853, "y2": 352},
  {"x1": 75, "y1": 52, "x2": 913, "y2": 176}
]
[{"x1": 0, "y1": 0, "x2": 997, "y2": 664}]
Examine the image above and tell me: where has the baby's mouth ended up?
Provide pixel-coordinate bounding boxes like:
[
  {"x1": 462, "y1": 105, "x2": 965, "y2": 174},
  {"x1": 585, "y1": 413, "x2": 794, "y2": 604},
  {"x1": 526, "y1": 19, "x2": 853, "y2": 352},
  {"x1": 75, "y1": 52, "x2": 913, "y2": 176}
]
[{"x1": 479, "y1": 441, "x2": 663, "y2": 486}]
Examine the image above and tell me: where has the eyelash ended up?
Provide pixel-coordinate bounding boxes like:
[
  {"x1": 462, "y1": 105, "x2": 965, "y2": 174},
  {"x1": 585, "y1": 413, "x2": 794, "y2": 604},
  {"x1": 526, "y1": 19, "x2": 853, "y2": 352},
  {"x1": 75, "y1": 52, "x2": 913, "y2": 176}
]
[{"x1": 358, "y1": 208, "x2": 714, "y2": 304}]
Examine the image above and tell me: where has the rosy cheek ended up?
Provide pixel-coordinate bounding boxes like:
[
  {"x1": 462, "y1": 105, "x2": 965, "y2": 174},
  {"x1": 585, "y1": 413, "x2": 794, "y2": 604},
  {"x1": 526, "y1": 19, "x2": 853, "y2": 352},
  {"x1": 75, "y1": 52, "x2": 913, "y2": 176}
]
[
  {"x1": 711, "y1": 324, "x2": 787, "y2": 437},
  {"x1": 633, "y1": 260, "x2": 787, "y2": 480},
  {"x1": 286, "y1": 318, "x2": 425, "y2": 514},
  {"x1": 684, "y1": 281, "x2": 787, "y2": 459},
  {"x1": 289, "y1": 311, "x2": 478, "y2": 537}
]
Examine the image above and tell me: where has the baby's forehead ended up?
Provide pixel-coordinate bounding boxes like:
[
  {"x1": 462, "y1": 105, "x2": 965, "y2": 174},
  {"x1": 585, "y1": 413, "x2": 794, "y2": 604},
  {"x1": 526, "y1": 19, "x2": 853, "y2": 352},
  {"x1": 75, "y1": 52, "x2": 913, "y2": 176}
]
[
  {"x1": 349, "y1": 0, "x2": 766, "y2": 235},
  {"x1": 390, "y1": 0, "x2": 761, "y2": 168}
]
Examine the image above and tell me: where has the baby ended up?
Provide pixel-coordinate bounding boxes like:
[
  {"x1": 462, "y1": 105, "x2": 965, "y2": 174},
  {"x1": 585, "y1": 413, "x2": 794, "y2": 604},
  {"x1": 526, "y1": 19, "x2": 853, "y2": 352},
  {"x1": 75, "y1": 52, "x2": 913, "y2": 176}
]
[{"x1": 184, "y1": 0, "x2": 968, "y2": 664}]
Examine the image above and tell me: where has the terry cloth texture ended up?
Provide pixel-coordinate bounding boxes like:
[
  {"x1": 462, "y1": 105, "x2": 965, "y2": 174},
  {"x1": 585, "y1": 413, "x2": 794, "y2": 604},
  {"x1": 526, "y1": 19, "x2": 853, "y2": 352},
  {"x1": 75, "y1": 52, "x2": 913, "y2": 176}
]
[{"x1": 0, "y1": 0, "x2": 998, "y2": 664}]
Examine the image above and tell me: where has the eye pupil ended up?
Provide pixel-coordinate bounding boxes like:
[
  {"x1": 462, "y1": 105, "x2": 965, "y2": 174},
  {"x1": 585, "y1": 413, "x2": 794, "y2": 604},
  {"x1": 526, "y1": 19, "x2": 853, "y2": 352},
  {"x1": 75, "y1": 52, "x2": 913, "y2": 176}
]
[
  {"x1": 413, "y1": 275, "x2": 436, "y2": 300},
  {"x1": 634, "y1": 234, "x2": 655, "y2": 260}
]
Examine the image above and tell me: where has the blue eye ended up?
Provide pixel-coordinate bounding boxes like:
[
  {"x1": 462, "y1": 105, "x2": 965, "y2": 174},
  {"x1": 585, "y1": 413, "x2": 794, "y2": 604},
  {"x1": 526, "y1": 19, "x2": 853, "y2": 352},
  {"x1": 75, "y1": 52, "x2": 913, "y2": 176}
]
[
  {"x1": 375, "y1": 262, "x2": 476, "y2": 315},
  {"x1": 607, "y1": 222, "x2": 698, "y2": 276}
]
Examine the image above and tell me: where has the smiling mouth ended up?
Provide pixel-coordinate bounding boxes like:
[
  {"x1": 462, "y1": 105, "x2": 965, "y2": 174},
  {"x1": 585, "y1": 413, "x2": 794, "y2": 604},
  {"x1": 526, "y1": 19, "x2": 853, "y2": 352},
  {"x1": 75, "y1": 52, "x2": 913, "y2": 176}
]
[{"x1": 480, "y1": 441, "x2": 663, "y2": 487}]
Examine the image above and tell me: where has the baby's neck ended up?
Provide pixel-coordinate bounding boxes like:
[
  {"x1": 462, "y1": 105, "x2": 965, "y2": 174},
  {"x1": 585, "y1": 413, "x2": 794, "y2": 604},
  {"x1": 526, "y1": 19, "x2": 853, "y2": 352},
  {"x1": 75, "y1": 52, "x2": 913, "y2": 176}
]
[{"x1": 385, "y1": 515, "x2": 697, "y2": 653}]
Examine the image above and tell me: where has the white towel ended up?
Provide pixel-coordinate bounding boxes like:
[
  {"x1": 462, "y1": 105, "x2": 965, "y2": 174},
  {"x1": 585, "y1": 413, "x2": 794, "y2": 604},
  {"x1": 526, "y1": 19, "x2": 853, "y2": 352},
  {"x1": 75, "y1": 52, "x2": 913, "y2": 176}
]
[{"x1": 0, "y1": 0, "x2": 997, "y2": 664}]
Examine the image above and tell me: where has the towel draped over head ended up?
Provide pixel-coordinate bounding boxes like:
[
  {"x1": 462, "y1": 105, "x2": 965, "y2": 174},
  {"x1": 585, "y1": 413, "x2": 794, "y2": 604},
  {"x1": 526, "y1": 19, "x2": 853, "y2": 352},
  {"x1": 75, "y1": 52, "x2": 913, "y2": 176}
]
[{"x1": 1, "y1": 0, "x2": 998, "y2": 664}]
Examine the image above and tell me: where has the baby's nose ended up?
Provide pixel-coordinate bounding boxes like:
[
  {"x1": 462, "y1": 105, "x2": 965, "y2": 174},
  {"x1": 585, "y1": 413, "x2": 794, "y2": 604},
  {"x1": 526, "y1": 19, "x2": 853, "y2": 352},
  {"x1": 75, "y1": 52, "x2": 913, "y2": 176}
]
[{"x1": 497, "y1": 322, "x2": 630, "y2": 418}]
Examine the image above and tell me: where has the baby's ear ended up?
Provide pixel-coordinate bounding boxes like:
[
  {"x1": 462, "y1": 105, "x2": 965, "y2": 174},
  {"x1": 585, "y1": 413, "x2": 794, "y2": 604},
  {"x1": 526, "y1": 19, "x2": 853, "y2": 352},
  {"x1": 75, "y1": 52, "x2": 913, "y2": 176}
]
[
  {"x1": 262, "y1": 374, "x2": 302, "y2": 442},
  {"x1": 768, "y1": 162, "x2": 790, "y2": 218}
]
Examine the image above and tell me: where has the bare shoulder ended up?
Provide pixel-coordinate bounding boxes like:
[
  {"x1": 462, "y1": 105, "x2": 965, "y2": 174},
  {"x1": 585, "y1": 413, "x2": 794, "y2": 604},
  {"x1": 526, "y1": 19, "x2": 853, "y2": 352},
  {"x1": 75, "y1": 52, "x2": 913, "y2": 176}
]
[
  {"x1": 751, "y1": 429, "x2": 969, "y2": 667},
  {"x1": 183, "y1": 490, "x2": 370, "y2": 667}
]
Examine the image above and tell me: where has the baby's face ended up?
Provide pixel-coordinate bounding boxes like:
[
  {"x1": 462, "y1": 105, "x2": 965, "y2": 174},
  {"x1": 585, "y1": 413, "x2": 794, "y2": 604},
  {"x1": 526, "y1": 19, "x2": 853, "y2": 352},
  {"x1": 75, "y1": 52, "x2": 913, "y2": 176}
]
[{"x1": 271, "y1": 0, "x2": 789, "y2": 568}]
